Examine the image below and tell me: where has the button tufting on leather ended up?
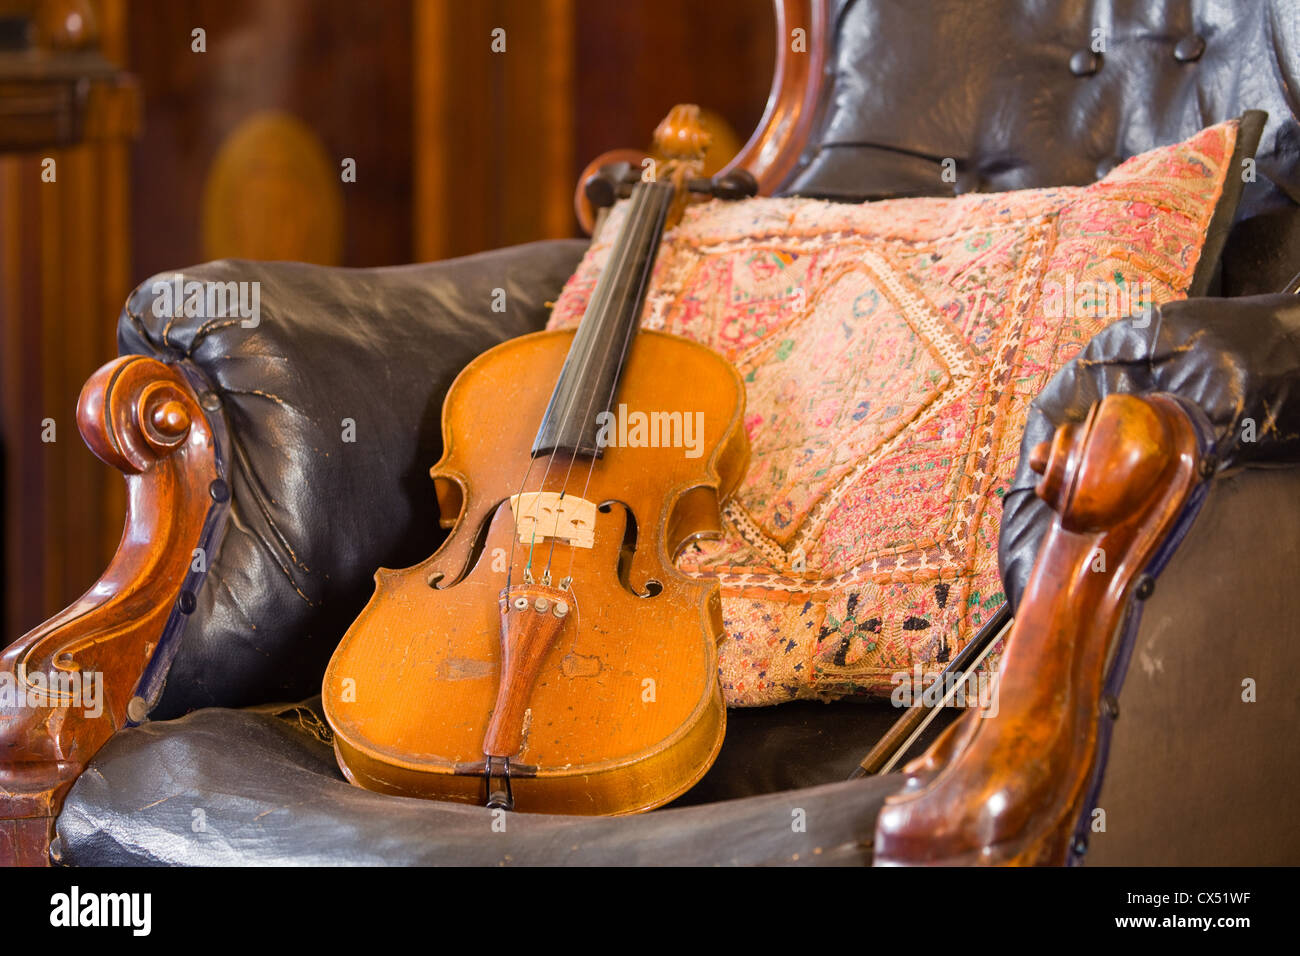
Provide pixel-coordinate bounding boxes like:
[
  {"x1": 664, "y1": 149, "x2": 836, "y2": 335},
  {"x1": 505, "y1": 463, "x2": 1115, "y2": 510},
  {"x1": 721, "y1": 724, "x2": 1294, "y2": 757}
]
[
  {"x1": 1174, "y1": 34, "x2": 1206, "y2": 62},
  {"x1": 1069, "y1": 49, "x2": 1100, "y2": 76}
]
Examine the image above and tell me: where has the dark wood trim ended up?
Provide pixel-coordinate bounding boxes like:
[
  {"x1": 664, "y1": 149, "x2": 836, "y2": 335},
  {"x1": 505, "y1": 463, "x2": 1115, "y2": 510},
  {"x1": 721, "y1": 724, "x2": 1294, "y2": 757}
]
[
  {"x1": 0, "y1": 0, "x2": 137, "y2": 153},
  {"x1": 0, "y1": 356, "x2": 218, "y2": 866},
  {"x1": 573, "y1": 0, "x2": 829, "y2": 234},
  {"x1": 873, "y1": 394, "x2": 1206, "y2": 866},
  {"x1": 719, "y1": 0, "x2": 829, "y2": 194}
]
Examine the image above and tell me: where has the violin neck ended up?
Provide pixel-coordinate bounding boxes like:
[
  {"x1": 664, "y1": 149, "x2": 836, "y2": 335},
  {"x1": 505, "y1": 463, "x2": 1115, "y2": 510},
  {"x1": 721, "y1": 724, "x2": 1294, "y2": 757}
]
[{"x1": 531, "y1": 180, "x2": 675, "y2": 459}]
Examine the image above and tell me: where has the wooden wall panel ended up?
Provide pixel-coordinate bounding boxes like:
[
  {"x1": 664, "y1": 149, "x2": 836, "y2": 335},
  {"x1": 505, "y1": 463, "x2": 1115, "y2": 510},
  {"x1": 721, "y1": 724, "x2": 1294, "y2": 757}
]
[
  {"x1": 4, "y1": 0, "x2": 773, "y2": 641},
  {"x1": 414, "y1": 0, "x2": 576, "y2": 262},
  {"x1": 0, "y1": 0, "x2": 136, "y2": 640},
  {"x1": 0, "y1": 136, "x2": 134, "y2": 639},
  {"x1": 127, "y1": 0, "x2": 414, "y2": 276},
  {"x1": 573, "y1": 0, "x2": 774, "y2": 190},
  {"x1": 415, "y1": 0, "x2": 773, "y2": 259}
]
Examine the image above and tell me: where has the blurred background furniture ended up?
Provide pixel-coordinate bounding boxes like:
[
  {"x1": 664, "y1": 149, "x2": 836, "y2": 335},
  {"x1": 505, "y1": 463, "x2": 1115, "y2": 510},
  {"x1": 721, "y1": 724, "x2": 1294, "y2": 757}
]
[{"x1": 0, "y1": 0, "x2": 137, "y2": 640}]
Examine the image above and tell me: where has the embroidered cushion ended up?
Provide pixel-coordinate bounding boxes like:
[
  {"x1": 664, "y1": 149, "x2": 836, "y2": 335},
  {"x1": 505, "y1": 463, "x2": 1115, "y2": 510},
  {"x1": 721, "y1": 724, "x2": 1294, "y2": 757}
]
[{"x1": 548, "y1": 119, "x2": 1249, "y2": 706}]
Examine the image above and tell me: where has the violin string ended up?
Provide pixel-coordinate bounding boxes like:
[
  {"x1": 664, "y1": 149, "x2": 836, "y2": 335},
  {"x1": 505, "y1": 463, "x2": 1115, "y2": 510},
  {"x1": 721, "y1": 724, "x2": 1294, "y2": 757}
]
[
  {"x1": 514, "y1": 210, "x2": 630, "y2": 586},
  {"x1": 504, "y1": 458, "x2": 537, "y2": 593},
  {"x1": 506, "y1": 192, "x2": 637, "y2": 592},
  {"x1": 550, "y1": 181, "x2": 671, "y2": 588},
  {"x1": 544, "y1": 181, "x2": 665, "y2": 580},
  {"x1": 510, "y1": 183, "x2": 650, "y2": 590}
]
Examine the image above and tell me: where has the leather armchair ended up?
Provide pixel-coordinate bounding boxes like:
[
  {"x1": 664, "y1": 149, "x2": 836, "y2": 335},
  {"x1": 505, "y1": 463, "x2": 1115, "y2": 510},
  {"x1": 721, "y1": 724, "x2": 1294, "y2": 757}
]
[{"x1": 4, "y1": 0, "x2": 1299, "y2": 866}]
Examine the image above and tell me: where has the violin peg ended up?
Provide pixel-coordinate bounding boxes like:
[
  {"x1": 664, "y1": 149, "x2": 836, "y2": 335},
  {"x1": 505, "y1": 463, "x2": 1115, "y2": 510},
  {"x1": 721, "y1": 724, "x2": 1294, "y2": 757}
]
[
  {"x1": 685, "y1": 169, "x2": 759, "y2": 202},
  {"x1": 711, "y1": 168, "x2": 758, "y2": 200},
  {"x1": 586, "y1": 160, "x2": 641, "y2": 207},
  {"x1": 652, "y1": 104, "x2": 711, "y2": 162},
  {"x1": 574, "y1": 148, "x2": 650, "y2": 233},
  {"x1": 583, "y1": 171, "x2": 618, "y2": 211}
]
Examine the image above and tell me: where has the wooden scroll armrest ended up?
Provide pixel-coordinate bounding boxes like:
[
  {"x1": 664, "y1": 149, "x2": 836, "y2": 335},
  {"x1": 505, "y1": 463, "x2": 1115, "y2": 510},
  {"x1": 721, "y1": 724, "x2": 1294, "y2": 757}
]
[
  {"x1": 874, "y1": 393, "x2": 1208, "y2": 866},
  {"x1": 0, "y1": 356, "x2": 221, "y2": 866}
]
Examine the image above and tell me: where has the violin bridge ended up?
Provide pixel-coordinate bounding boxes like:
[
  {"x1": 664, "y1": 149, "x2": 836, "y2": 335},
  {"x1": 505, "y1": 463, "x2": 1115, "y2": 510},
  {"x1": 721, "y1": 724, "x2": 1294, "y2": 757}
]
[{"x1": 509, "y1": 492, "x2": 597, "y2": 550}]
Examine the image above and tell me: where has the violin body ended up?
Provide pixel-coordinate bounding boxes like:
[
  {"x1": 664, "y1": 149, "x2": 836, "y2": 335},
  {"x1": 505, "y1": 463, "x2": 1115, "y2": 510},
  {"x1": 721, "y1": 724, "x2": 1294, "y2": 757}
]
[{"x1": 322, "y1": 327, "x2": 748, "y2": 814}]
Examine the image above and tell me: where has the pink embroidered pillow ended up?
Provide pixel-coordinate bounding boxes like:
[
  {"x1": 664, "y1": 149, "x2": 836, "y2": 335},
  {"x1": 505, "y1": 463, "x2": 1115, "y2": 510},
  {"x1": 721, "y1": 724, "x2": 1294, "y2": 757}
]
[{"x1": 548, "y1": 120, "x2": 1244, "y2": 706}]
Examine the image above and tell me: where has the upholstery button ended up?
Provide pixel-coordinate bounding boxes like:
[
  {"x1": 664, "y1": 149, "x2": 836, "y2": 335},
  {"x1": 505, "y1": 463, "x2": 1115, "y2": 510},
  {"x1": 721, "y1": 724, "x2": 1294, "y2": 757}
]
[
  {"x1": 1069, "y1": 49, "x2": 1100, "y2": 76},
  {"x1": 1174, "y1": 34, "x2": 1206, "y2": 62},
  {"x1": 1095, "y1": 156, "x2": 1121, "y2": 178},
  {"x1": 127, "y1": 696, "x2": 149, "y2": 723}
]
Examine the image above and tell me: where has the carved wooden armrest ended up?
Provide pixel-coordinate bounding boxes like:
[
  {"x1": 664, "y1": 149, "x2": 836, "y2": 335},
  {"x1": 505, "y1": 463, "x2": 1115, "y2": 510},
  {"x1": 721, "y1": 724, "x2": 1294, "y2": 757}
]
[
  {"x1": 0, "y1": 356, "x2": 222, "y2": 866},
  {"x1": 874, "y1": 392, "x2": 1209, "y2": 865}
]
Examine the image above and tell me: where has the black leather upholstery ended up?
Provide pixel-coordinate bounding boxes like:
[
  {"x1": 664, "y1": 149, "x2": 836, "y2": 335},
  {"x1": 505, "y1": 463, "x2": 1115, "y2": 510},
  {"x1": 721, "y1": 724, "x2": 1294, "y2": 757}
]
[
  {"x1": 53, "y1": 699, "x2": 905, "y2": 866},
  {"x1": 782, "y1": 0, "x2": 1300, "y2": 296},
  {"x1": 118, "y1": 241, "x2": 589, "y2": 718},
  {"x1": 1000, "y1": 293, "x2": 1300, "y2": 607}
]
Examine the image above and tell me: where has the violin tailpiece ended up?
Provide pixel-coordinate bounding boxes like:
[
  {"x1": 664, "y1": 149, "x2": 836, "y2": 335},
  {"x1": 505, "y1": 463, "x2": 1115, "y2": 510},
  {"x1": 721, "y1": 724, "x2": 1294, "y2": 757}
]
[{"x1": 483, "y1": 585, "x2": 574, "y2": 759}]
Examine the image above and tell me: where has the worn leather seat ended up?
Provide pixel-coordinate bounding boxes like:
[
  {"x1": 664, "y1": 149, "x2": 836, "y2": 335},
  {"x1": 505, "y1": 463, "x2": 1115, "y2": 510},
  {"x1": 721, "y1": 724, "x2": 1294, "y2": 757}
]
[
  {"x1": 53, "y1": 699, "x2": 907, "y2": 866},
  {"x1": 54, "y1": 0, "x2": 1300, "y2": 864}
]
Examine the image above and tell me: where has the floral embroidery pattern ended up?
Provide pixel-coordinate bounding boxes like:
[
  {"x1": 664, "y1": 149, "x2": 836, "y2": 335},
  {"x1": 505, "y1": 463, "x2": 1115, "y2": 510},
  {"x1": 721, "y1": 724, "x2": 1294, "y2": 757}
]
[{"x1": 549, "y1": 121, "x2": 1238, "y2": 705}]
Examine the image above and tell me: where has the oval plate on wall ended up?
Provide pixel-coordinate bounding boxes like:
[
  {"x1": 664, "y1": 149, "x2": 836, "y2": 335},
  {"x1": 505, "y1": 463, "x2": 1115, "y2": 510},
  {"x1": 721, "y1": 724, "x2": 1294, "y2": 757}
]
[{"x1": 201, "y1": 110, "x2": 344, "y2": 265}]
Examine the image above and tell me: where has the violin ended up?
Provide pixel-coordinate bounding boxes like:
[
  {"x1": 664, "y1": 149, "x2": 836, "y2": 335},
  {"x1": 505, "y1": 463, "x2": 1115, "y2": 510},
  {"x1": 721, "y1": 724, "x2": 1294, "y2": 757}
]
[{"x1": 322, "y1": 107, "x2": 751, "y2": 814}]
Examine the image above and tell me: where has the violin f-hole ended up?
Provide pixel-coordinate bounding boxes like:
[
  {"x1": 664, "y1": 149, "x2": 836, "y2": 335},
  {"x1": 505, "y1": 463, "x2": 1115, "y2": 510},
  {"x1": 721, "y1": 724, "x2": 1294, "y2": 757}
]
[
  {"x1": 600, "y1": 500, "x2": 663, "y2": 599},
  {"x1": 429, "y1": 498, "x2": 502, "y2": 590}
]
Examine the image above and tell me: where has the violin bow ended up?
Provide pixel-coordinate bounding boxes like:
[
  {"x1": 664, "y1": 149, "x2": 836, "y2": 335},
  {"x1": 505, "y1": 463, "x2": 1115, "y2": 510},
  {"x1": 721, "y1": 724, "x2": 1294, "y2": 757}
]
[{"x1": 850, "y1": 603, "x2": 1013, "y2": 777}]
